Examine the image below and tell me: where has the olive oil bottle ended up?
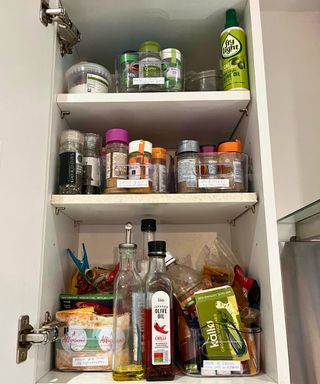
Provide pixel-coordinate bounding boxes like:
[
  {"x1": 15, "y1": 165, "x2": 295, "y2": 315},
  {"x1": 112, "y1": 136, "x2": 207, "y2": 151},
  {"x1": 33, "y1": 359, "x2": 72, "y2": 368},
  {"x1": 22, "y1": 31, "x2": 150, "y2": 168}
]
[{"x1": 220, "y1": 8, "x2": 249, "y2": 90}]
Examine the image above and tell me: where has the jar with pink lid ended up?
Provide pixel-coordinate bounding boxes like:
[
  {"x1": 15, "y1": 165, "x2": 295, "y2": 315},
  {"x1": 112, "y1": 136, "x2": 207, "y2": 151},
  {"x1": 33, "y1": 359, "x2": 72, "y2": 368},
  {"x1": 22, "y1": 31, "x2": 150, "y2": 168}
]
[{"x1": 104, "y1": 128, "x2": 129, "y2": 193}]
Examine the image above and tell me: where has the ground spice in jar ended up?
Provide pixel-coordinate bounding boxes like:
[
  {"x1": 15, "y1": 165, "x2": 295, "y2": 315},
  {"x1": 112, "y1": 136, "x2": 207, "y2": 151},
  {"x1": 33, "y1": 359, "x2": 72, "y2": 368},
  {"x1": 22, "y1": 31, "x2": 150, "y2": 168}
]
[
  {"x1": 177, "y1": 140, "x2": 200, "y2": 193},
  {"x1": 128, "y1": 139, "x2": 152, "y2": 193},
  {"x1": 217, "y1": 139, "x2": 244, "y2": 192},
  {"x1": 82, "y1": 133, "x2": 102, "y2": 194},
  {"x1": 198, "y1": 145, "x2": 218, "y2": 193},
  {"x1": 58, "y1": 130, "x2": 84, "y2": 194},
  {"x1": 152, "y1": 147, "x2": 167, "y2": 193},
  {"x1": 104, "y1": 128, "x2": 129, "y2": 194}
]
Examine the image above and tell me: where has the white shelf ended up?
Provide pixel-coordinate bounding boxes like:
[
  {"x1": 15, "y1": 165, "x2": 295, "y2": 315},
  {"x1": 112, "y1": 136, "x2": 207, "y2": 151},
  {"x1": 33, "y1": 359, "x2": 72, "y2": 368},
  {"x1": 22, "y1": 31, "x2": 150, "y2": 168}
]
[
  {"x1": 38, "y1": 371, "x2": 275, "y2": 384},
  {"x1": 51, "y1": 193, "x2": 257, "y2": 225},
  {"x1": 56, "y1": 92, "x2": 250, "y2": 148}
]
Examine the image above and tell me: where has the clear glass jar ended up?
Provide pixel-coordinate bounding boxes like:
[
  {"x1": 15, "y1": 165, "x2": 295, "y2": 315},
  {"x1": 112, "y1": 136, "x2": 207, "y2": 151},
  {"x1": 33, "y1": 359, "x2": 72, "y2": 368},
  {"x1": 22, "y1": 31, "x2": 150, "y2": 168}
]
[
  {"x1": 112, "y1": 224, "x2": 145, "y2": 381},
  {"x1": 82, "y1": 133, "x2": 102, "y2": 194},
  {"x1": 176, "y1": 140, "x2": 200, "y2": 193},
  {"x1": 152, "y1": 147, "x2": 167, "y2": 193},
  {"x1": 144, "y1": 241, "x2": 175, "y2": 381},
  {"x1": 58, "y1": 130, "x2": 84, "y2": 194},
  {"x1": 128, "y1": 140, "x2": 152, "y2": 193},
  {"x1": 104, "y1": 128, "x2": 129, "y2": 194},
  {"x1": 161, "y1": 48, "x2": 183, "y2": 92},
  {"x1": 139, "y1": 41, "x2": 162, "y2": 92}
]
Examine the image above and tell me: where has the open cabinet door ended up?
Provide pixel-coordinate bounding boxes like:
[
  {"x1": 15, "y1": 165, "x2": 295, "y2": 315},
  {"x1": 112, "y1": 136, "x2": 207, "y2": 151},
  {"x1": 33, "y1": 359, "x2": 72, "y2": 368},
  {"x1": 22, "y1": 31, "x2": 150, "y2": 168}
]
[{"x1": 0, "y1": 0, "x2": 55, "y2": 382}]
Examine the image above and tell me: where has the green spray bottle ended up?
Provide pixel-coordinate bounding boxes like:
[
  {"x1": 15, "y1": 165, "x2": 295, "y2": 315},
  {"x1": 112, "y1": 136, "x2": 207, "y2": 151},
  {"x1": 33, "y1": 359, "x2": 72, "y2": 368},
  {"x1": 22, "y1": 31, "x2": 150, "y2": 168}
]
[{"x1": 220, "y1": 9, "x2": 249, "y2": 91}]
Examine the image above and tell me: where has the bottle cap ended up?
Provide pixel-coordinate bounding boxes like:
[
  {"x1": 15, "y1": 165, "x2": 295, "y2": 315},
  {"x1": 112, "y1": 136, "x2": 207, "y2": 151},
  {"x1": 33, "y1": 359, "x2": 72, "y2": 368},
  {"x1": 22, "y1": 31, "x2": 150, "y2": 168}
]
[
  {"x1": 129, "y1": 139, "x2": 152, "y2": 155},
  {"x1": 148, "y1": 240, "x2": 166, "y2": 256},
  {"x1": 139, "y1": 41, "x2": 161, "y2": 53},
  {"x1": 152, "y1": 147, "x2": 167, "y2": 160},
  {"x1": 218, "y1": 139, "x2": 242, "y2": 153},
  {"x1": 60, "y1": 130, "x2": 84, "y2": 146},
  {"x1": 84, "y1": 133, "x2": 102, "y2": 150},
  {"x1": 164, "y1": 251, "x2": 176, "y2": 267},
  {"x1": 177, "y1": 140, "x2": 200, "y2": 155},
  {"x1": 200, "y1": 145, "x2": 217, "y2": 153},
  {"x1": 105, "y1": 128, "x2": 129, "y2": 144},
  {"x1": 225, "y1": 8, "x2": 239, "y2": 29},
  {"x1": 161, "y1": 48, "x2": 182, "y2": 62},
  {"x1": 141, "y1": 219, "x2": 157, "y2": 232}
]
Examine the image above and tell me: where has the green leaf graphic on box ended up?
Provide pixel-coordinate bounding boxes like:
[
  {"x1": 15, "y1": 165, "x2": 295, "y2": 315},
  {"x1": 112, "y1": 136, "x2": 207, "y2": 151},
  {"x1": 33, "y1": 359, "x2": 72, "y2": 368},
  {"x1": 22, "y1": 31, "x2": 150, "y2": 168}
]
[{"x1": 195, "y1": 285, "x2": 249, "y2": 361}]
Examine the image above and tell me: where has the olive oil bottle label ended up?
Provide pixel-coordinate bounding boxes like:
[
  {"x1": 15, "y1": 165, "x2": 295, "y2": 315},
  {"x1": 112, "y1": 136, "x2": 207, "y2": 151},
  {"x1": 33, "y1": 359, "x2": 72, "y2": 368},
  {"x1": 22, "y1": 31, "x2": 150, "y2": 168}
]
[
  {"x1": 151, "y1": 291, "x2": 171, "y2": 365},
  {"x1": 220, "y1": 27, "x2": 249, "y2": 90}
]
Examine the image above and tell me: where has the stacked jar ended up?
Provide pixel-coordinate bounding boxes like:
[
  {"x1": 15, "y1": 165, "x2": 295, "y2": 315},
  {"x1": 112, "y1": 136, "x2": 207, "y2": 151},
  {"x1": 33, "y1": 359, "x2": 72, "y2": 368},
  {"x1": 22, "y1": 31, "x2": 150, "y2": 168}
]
[
  {"x1": 58, "y1": 130, "x2": 84, "y2": 194},
  {"x1": 176, "y1": 140, "x2": 200, "y2": 193},
  {"x1": 104, "y1": 128, "x2": 129, "y2": 193},
  {"x1": 218, "y1": 140, "x2": 244, "y2": 192},
  {"x1": 128, "y1": 139, "x2": 153, "y2": 193},
  {"x1": 82, "y1": 133, "x2": 102, "y2": 194}
]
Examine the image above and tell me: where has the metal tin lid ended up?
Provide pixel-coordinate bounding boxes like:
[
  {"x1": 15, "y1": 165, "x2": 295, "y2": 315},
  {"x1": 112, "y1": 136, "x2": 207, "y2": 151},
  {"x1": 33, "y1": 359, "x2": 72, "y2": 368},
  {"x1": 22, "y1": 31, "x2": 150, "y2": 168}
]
[
  {"x1": 60, "y1": 130, "x2": 84, "y2": 146},
  {"x1": 84, "y1": 133, "x2": 102, "y2": 150},
  {"x1": 164, "y1": 251, "x2": 176, "y2": 267},
  {"x1": 129, "y1": 139, "x2": 152, "y2": 154},
  {"x1": 177, "y1": 140, "x2": 200, "y2": 154},
  {"x1": 161, "y1": 48, "x2": 182, "y2": 62}
]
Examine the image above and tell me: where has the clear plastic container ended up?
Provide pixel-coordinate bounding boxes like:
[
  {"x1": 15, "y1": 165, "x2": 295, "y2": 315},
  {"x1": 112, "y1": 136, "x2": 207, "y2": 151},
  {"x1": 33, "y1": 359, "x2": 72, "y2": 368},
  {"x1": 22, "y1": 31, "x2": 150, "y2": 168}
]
[
  {"x1": 186, "y1": 70, "x2": 223, "y2": 91},
  {"x1": 174, "y1": 152, "x2": 248, "y2": 193},
  {"x1": 66, "y1": 61, "x2": 112, "y2": 93}
]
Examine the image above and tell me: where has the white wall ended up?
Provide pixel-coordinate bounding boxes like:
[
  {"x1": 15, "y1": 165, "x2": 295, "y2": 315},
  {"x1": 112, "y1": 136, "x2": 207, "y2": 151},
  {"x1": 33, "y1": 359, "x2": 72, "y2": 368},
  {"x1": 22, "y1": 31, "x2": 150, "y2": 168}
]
[{"x1": 261, "y1": 11, "x2": 320, "y2": 219}]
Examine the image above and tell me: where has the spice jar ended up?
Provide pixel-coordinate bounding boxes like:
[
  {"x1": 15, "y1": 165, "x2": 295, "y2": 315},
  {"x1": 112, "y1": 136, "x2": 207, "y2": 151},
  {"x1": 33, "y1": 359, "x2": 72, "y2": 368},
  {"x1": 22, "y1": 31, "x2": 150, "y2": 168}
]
[
  {"x1": 218, "y1": 139, "x2": 244, "y2": 192},
  {"x1": 118, "y1": 51, "x2": 139, "y2": 93},
  {"x1": 198, "y1": 145, "x2": 218, "y2": 192},
  {"x1": 104, "y1": 128, "x2": 129, "y2": 194},
  {"x1": 152, "y1": 147, "x2": 167, "y2": 193},
  {"x1": 82, "y1": 133, "x2": 102, "y2": 194},
  {"x1": 58, "y1": 130, "x2": 84, "y2": 194},
  {"x1": 139, "y1": 41, "x2": 162, "y2": 92},
  {"x1": 177, "y1": 140, "x2": 200, "y2": 193},
  {"x1": 161, "y1": 48, "x2": 183, "y2": 92},
  {"x1": 128, "y1": 139, "x2": 152, "y2": 193}
]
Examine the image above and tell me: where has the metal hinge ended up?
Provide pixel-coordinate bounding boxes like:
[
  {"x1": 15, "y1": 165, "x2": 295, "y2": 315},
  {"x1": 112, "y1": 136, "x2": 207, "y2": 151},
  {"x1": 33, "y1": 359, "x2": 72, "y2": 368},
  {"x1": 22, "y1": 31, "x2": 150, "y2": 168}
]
[
  {"x1": 16, "y1": 311, "x2": 68, "y2": 364},
  {"x1": 40, "y1": 0, "x2": 81, "y2": 56}
]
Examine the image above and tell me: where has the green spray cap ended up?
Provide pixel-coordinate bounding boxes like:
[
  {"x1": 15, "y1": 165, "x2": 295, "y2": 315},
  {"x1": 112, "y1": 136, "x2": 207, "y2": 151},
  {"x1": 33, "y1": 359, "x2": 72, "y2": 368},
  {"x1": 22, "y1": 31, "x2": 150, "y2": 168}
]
[{"x1": 225, "y1": 8, "x2": 239, "y2": 29}]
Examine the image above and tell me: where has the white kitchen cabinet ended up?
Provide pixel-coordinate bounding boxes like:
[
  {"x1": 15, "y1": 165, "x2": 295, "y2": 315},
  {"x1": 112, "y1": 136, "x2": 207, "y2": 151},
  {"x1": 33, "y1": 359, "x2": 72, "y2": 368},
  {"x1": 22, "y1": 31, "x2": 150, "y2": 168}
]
[{"x1": 0, "y1": 0, "x2": 291, "y2": 383}]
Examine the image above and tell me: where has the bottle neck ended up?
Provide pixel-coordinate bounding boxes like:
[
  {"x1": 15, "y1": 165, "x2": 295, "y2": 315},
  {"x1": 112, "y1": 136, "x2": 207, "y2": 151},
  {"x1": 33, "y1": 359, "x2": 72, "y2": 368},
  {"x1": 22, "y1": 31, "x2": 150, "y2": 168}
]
[
  {"x1": 142, "y1": 230, "x2": 156, "y2": 259},
  {"x1": 119, "y1": 248, "x2": 135, "y2": 270},
  {"x1": 148, "y1": 255, "x2": 166, "y2": 273}
]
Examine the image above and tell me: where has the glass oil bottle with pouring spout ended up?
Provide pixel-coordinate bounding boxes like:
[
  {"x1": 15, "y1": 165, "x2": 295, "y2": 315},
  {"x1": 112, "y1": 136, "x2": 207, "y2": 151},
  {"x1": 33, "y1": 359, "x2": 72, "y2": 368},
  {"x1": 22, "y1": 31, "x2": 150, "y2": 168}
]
[{"x1": 112, "y1": 223, "x2": 145, "y2": 381}]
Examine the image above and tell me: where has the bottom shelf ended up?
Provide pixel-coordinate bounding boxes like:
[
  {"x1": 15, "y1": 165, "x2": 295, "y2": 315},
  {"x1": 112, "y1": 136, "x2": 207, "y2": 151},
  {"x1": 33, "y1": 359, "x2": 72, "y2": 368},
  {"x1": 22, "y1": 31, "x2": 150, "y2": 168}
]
[{"x1": 38, "y1": 371, "x2": 275, "y2": 384}]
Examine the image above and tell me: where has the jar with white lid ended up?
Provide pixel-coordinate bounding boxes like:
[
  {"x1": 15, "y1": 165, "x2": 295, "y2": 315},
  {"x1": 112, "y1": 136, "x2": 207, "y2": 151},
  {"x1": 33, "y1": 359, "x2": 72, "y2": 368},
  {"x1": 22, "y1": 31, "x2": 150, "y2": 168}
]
[
  {"x1": 65, "y1": 61, "x2": 112, "y2": 93},
  {"x1": 58, "y1": 130, "x2": 84, "y2": 194},
  {"x1": 128, "y1": 139, "x2": 153, "y2": 193},
  {"x1": 161, "y1": 48, "x2": 183, "y2": 91}
]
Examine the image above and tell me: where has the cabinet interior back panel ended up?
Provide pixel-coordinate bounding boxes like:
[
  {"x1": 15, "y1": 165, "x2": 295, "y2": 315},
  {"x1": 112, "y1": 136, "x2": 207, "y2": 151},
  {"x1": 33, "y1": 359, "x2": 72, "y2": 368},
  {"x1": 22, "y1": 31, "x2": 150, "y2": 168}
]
[{"x1": 62, "y1": 0, "x2": 246, "y2": 72}]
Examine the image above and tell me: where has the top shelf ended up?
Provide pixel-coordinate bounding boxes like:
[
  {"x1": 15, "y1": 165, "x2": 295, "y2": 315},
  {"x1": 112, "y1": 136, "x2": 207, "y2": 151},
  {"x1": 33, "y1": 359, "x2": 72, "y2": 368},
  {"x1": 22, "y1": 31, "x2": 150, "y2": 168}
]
[{"x1": 56, "y1": 91, "x2": 250, "y2": 147}]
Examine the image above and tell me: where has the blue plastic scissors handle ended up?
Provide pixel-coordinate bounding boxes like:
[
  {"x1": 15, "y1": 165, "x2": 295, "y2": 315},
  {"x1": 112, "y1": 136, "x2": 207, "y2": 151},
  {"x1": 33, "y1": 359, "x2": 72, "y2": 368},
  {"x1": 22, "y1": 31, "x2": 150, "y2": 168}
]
[{"x1": 67, "y1": 243, "x2": 90, "y2": 276}]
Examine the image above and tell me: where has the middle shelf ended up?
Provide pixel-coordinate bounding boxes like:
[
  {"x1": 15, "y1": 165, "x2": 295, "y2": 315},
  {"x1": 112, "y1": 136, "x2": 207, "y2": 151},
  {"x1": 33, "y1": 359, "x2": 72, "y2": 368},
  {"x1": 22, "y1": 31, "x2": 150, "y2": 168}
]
[
  {"x1": 56, "y1": 91, "x2": 250, "y2": 147},
  {"x1": 51, "y1": 193, "x2": 258, "y2": 225}
]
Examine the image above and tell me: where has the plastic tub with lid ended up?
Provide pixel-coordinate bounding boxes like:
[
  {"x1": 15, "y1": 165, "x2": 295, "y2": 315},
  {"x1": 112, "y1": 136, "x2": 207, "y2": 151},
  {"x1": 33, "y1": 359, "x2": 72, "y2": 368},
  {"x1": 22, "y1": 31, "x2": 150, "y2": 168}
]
[
  {"x1": 65, "y1": 61, "x2": 112, "y2": 93},
  {"x1": 186, "y1": 70, "x2": 223, "y2": 91}
]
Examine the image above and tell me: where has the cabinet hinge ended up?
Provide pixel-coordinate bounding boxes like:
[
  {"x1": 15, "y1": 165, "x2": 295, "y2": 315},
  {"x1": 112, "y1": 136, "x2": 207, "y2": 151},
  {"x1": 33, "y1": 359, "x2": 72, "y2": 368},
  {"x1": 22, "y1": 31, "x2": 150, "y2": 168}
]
[
  {"x1": 40, "y1": 0, "x2": 81, "y2": 56},
  {"x1": 16, "y1": 311, "x2": 68, "y2": 364}
]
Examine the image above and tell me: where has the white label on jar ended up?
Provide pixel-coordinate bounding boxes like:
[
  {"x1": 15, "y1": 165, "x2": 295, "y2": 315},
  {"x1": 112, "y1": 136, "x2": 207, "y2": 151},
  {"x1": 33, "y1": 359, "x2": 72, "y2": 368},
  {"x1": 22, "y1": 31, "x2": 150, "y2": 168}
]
[
  {"x1": 133, "y1": 77, "x2": 165, "y2": 85},
  {"x1": 207, "y1": 160, "x2": 218, "y2": 175},
  {"x1": 117, "y1": 179, "x2": 149, "y2": 188},
  {"x1": 128, "y1": 163, "x2": 152, "y2": 181},
  {"x1": 151, "y1": 291, "x2": 171, "y2": 365},
  {"x1": 203, "y1": 360, "x2": 241, "y2": 372},
  {"x1": 61, "y1": 325, "x2": 87, "y2": 352},
  {"x1": 83, "y1": 156, "x2": 100, "y2": 187},
  {"x1": 166, "y1": 67, "x2": 181, "y2": 80},
  {"x1": 178, "y1": 159, "x2": 197, "y2": 187},
  {"x1": 233, "y1": 161, "x2": 243, "y2": 183},
  {"x1": 86, "y1": 73, "x2": 109, "y2": 93},
  {"x1": 98, "y1": 326, "x2": 113, "y2": 352},
  {"x1": 72, "y1": 356, "x2": 108, "y2": 367},
  {"x1": 198, "y1": 179, "x2": 230, "y2": 188},
  {"x1": 106, "y1": 152, "x2": 127, "y2": 180},
  {"x1": 152, "y1": 164, "x2": 167, "y2": 192}
]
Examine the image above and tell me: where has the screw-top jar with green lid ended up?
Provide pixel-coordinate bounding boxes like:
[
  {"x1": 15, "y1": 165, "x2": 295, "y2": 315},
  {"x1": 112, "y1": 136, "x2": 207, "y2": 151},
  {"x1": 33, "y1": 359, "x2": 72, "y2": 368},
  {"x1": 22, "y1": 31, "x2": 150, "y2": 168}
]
[
  {"x1": 161, "y1": 48, "x2": 184, "y2": 92},
  {"x1": 138, "y1": 41, "x2": 162, "y2": 92},
  {"x1": 176, "y1": 140, "x2": 200, "y2": 193}
]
